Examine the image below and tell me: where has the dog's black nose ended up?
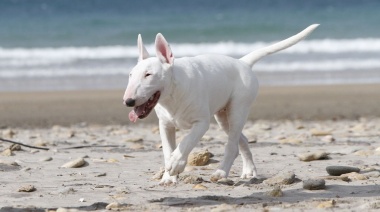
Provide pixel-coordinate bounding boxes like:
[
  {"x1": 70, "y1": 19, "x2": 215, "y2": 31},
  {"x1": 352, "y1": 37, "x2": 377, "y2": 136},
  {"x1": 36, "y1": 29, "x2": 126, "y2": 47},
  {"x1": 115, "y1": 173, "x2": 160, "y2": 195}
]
[{"x1": 124, "y1": 98, "x2": 136, "y2": 107}]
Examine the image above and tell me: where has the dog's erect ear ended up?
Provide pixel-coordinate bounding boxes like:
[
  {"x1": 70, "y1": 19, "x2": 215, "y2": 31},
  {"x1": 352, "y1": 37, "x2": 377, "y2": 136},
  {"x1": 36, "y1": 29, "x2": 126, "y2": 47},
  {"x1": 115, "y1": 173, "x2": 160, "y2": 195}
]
[
  {"x1": 155, "y1": 33, "x2": 174, "y2": 65},
  {"x1": 137, "y1": 34, "x2": 149, "y2": 62}
]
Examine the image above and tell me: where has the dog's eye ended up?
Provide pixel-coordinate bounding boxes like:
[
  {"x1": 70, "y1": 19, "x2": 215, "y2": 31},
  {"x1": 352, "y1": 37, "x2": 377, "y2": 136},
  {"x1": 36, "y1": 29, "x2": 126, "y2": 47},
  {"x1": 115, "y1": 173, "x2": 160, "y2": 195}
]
[{"x1": 145, "y1": 73, "x2": 152, "y2": 78}]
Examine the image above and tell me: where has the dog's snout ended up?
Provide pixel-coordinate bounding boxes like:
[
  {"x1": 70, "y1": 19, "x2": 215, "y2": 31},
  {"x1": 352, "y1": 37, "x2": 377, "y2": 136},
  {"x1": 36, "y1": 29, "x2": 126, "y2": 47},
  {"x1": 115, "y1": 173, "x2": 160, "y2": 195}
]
[{"x1": 124, "y1": 98, "x2": 136, "y2": 107}]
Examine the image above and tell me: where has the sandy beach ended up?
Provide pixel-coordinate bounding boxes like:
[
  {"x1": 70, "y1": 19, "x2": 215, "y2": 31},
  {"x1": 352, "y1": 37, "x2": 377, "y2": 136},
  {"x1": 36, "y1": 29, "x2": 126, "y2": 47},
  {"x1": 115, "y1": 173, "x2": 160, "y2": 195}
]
[{"x1": 1, "y1": 84, "x2": 380, "y2": 211}]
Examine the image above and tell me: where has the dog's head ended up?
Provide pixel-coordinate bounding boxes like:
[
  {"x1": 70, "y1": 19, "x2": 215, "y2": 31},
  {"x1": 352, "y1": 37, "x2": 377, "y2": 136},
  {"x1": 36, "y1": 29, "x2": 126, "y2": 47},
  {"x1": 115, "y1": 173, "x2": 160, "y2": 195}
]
[{"x1": 123, "y1": 33, "x2": 174, "y2": 122}]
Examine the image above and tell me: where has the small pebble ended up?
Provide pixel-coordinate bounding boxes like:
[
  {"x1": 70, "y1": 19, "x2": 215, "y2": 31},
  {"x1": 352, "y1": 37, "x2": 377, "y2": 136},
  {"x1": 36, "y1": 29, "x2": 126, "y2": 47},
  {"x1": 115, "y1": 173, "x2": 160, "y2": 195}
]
[
  {"x1": 192, "y1": 184, "x2": 208, "y2": 190},
  {"x1": 298, "y1": 151, "x2": 329, "y2": 162},
  {"x1": 187, "y1": 149, "x2": 211, "y2": 166},
  {"x1": 264, "y1": 171, "x2": 295, "y2": 185},
  {"x1": 18, "y1": 185, "x2": 36, "y2": 192},
  {"x1": 303, "y1": 178, "x2": 326, "y2": 190},
  {"x1": 9, "y1": 144, "x2": 21, "y2": 151},
  {"x1": 326, "y1": 166, "x2": 360, "y2": 176},
  {"x1": 266, "y1": 186, "x2": 283, "y2": 197},
  {"x1": 1, "y1": 149, "x2": 13, "y2": 156},
  {"x1": 341, "y1": 172, "x2": 368, "y2": 181},
  {"x1": 61, "y1": 158, "x2": 86, "y2": 168}
]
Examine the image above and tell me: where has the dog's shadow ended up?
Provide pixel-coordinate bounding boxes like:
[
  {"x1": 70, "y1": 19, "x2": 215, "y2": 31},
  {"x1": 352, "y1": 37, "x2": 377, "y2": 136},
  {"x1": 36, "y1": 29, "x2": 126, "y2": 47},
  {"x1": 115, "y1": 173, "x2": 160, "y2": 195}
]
[{"x1": 149, "y1": 184, "x2": 380, "y2": 207}]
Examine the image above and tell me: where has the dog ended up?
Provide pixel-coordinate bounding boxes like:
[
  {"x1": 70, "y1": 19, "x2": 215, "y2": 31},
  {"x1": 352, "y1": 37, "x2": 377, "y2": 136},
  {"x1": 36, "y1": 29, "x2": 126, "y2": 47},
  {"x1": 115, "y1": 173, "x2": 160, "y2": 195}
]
[{"x1": 123, "y1": 24, "x2": 319, "y2": 185}]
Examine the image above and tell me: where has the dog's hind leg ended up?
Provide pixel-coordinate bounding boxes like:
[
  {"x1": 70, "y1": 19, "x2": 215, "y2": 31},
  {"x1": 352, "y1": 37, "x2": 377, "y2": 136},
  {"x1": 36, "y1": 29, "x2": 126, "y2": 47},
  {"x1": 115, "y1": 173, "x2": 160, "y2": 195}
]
[{"x1": 212, "y1": 105, "x2": 255, "y2": 181}]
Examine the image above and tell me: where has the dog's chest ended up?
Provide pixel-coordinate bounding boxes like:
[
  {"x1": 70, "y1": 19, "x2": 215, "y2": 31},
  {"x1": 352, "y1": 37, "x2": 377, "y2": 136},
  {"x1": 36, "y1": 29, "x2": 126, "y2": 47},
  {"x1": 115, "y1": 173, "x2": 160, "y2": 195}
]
[{"x1": 154, "y1": 104, "x2": 194, "y2": 129}]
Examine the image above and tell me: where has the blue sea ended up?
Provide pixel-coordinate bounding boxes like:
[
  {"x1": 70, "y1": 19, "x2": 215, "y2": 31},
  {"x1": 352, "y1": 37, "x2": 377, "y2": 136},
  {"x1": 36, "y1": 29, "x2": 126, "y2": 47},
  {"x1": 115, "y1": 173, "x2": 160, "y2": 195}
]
[{"x1": 0, "y1": 0, "x2": 380, "y2": 91}]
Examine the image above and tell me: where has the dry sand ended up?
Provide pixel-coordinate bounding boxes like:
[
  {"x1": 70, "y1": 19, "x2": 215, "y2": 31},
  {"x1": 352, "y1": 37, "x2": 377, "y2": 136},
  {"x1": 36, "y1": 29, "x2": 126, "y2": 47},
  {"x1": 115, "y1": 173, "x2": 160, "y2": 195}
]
[{"x1": 0, "y1": 84, "x2": 380, "y2": 211}]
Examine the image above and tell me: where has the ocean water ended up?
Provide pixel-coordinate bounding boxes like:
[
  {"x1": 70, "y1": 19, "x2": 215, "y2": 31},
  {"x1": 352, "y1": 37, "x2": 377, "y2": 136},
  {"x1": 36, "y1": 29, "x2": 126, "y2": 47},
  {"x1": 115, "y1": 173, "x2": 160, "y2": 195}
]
[{"x1": 0, "y1": 0, "x2": 379, "y2": 91}]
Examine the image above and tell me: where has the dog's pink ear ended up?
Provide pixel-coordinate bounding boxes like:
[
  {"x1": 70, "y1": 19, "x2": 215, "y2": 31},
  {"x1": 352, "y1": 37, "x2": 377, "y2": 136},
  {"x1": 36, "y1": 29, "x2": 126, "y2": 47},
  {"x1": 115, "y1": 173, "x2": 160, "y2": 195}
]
[
  {"x1": 138, "y1": 34, "x2": 149, "y2": 61},
  {"x1": 155, "y1": 33, "x2": 174, "y2": 65}
]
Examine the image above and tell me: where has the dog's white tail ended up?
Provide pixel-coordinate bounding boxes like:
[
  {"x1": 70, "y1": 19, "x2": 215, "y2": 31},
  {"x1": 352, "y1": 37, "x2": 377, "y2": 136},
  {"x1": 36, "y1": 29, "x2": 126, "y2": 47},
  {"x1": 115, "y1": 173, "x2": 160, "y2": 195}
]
[{"x1": 239, "y1": 24, "x2": 319, "y2": 68}]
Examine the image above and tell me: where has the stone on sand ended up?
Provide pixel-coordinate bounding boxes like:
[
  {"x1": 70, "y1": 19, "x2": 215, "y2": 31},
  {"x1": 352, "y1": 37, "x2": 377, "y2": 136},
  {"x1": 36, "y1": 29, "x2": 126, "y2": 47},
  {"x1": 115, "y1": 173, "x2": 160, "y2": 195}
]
[
  {"x1": 18, "y1": 185, "x2": 36, "y2": 192},
  {"x1": 61, "y1": 158, "x2": 86, "y2": 168},
  {"x1": 298, "y1": 151, "x2": 329, "y2": 162},
  {"x1": 192, "y1": 184, "x2": 208, "y2": 190},
  {"x1": 264, "y1": 171, "x2": 296, "y2": 185},
  {"x1": 187, "y1": 149, "x2": 211, "y2": 166},
  {"x1": 303, "y1": 178, "x2": 326, "y2": 190},
  {"x1": 310, "y1": 129, "x2": 332, "y2": 136},
  {"x1": 266, "y1": 186, "x2": 283, "y2": 197},
  {"x1": 326, "y1": 166, "x2": 360, "y2": 176},
  {"x1": 341, "y1": 172, "x2": 368, "y2": 180}
]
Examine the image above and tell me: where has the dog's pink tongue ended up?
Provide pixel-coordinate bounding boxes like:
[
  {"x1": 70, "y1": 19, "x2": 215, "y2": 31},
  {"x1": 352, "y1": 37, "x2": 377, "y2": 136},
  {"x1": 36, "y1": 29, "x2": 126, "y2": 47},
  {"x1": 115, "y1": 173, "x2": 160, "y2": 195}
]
[{"x1": 129, "y1": 110, "x2": 138, "y2": 123}]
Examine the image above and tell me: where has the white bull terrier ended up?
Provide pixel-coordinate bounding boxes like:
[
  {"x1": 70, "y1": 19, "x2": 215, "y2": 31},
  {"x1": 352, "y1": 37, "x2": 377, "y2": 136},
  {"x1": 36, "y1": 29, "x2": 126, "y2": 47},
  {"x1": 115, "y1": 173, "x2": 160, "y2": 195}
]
[{"x1": 123, "y1": 24, "x2": 319, "y2": 185}]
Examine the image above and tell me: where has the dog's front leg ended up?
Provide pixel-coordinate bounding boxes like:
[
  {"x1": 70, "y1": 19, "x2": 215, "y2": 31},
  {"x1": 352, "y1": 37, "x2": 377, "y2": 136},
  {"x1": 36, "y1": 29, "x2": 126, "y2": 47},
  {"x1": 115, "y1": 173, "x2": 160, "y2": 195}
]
[
  {"x1": 166, "y1": 120, "x2": 209, "y2": 176},
  {"x1": 158, "y1": 120, "x2": 177, "y2": 186}
]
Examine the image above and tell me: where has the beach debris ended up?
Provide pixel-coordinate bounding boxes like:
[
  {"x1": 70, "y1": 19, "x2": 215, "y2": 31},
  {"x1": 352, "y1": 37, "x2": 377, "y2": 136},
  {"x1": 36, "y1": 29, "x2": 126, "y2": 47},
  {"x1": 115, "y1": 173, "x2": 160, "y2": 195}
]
[
  {"x1": 9, "y1": 144, "x2": 21, "y2": 151},
  {"x1": 61, "y1": 158, "x2": 86, "y2": 168},
  {"x1": 341, "y1": 172, "x2": 368, "y2": 181},
  {"x1": 94, "y1": 172, "x2": 107, "y2": 177},
  {"x1": 317, "y1": 200, "x2": 336, "y2": 208},
  {"x1": 192, "y1": 184, "x2": 208, "y2": 190},
  {"x1": 2, "y1": 129, "x2": 16, "y2": 138},
  {"x1": 18, "y1": 185, "x2": 36, "y2": 192},
  {"x1": 298, "y1": 151, "x2": 329, "y2": 162},
  {"x1": 79, "y1": 198, "x2": 85, "y2": 202},
  {"x1": 321, "y1": 135, "x2": 335, "y2": 143},
  {"x1": 326, "y1": 166, "x2": 360, "y2": 176},
  {"x1": 216, "y1": 178, "x2": 234, "y2": 186},
  {"x1": 1, "y1": 149, "x2": 13, "y2": 156},
  {"x1": 264, "y1": 171, "x2": 296, "y2": 186},
  {"x1": 303, "y1": 178, "x2": 326, "y2": 190},
  {"x1": 152, "y1": 167, "x2": 165, "y2": 180},
  {"x1": 310, "y1": 129, "x2": 332, "y2": 136},
  {"x1": 266, "y1": 186, "x2": 283, "y2": 197},
  {"x1": 180, "y1": 175, "x2": 204, "y2": 184},
  {"x1": 187, "y1": 149, "x2": 211, "y2": 166}
]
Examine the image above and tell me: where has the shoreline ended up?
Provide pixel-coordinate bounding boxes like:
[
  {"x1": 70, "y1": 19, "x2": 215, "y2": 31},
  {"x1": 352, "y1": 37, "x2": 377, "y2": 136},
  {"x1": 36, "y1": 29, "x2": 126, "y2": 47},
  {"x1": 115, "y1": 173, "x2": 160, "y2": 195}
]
[{"x1": 1, "y1": 83, "x2": 380, "y2": 128}]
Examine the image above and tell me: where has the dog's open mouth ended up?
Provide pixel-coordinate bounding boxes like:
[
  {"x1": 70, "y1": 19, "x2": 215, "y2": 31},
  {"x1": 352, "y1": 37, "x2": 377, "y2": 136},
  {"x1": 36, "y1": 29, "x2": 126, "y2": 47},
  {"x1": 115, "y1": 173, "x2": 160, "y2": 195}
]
[{"x1": 129, "y1": 91, "x2": 161, "y2": 122}]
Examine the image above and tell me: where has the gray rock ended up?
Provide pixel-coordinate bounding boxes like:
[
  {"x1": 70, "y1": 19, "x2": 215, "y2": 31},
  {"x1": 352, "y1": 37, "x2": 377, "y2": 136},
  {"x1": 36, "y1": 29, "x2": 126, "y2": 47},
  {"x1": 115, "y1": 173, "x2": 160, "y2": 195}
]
[
  {"x1": 326, "y1": 166, "x2": 360, "y2": 176},
  {"x1": 303, "y1": 178, "x2": 326, "y2": 190}
]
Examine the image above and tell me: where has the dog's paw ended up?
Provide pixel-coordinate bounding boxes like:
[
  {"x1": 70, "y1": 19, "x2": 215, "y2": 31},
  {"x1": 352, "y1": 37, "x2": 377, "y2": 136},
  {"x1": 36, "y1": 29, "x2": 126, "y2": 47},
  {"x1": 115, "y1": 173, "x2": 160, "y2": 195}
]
[
  {"x1": 210, "y1": 169, "x2": 227, "y2": 182},
  {"x1": 241, "y1": 165, "x2": 257, "y2": 179},
  {"x1": 165, "y1": 151, "x2": 187, "y2": 176},
  {"x1": 159, "y1": 171, "x2": 178, "y2": 186}
]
